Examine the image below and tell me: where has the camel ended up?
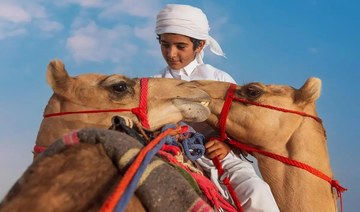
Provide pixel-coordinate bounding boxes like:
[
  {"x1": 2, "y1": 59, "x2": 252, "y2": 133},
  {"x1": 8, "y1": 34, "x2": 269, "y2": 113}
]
[
  {"x1": 191, "y1": 78, "x2": 345, "y2": 211},
  {"x1": 2, "y1": 59, "x2": 344, "y2": 211},
  {"x1": 0, "y1": 60, "x2": 213, "y2": 212},
  {"x1": 34, "y1": 59, "x2": 211, "y2": 157}
]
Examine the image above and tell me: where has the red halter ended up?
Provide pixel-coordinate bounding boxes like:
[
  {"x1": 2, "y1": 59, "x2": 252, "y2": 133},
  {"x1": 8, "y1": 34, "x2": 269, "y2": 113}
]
[
  {"x1": 215, "y1": 83, "x2": 347, "y2": 211},
  {"x1": 218, "y1": 84, "x2": 322, "y2": 138},
  {"x1": 43, "y1": 78, "x2": 150, "y2": 129}
]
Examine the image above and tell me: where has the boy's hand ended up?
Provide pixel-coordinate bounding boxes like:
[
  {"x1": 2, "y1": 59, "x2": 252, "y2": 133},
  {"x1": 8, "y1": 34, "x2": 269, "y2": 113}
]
[{"x1": 205, "y1": 139, "x2": 231, "y2": 160}]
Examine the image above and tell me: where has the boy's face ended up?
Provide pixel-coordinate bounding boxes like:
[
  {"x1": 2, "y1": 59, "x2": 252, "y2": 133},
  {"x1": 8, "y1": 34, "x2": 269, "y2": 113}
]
[{"x1": 159, "y1": 33, "x2": 204, "y2": 70}]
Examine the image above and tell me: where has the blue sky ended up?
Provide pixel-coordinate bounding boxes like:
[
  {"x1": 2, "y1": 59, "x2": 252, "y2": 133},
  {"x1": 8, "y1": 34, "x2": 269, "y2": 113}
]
[{"x1": 0, "y1": 0, "x2": 359, "y2": 210}]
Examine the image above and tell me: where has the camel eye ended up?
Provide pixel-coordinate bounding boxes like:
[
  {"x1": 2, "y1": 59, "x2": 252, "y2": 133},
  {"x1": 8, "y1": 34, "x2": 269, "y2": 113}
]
[
  {"x1": 245, "y1": 85, "x2": 263, "y2": 99},
  {"x1": 112, "y1": 82, "x2": 128, "y2": 93}
]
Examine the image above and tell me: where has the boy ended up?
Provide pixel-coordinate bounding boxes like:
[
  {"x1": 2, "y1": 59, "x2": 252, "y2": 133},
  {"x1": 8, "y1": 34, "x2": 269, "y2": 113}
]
[{"x1": 154, "y1": 4, "x2": 279, "y2": 212}]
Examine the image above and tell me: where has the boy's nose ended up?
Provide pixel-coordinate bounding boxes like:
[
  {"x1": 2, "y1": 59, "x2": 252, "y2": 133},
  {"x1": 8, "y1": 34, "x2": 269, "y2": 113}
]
[{"x1": 167, "y1": 46, "x2": 177, "y2": 58}]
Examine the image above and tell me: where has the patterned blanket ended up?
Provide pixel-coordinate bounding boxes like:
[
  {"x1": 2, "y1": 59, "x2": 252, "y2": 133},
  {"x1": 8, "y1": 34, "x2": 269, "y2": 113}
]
[{"x1": 0, "y1": 128, "x2": 213, "y2": 212}]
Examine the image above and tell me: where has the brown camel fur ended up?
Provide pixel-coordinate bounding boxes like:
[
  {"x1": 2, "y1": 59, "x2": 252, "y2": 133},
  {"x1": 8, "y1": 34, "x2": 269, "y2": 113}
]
[
  {"x1": 35, "y1": 59, "x2": 210, "y2": 157},
  {"x1": 0, "y1": 60, "x2": 212, "y2": 212},
  {"x1": 191, "y1": 78, "x2": 339, "y2": 211}
]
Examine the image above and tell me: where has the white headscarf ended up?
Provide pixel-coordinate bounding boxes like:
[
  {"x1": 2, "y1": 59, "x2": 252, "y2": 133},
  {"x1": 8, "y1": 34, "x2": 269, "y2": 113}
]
[{"x1": 155, "y1": 4, "x2": 225, "y2": 64}]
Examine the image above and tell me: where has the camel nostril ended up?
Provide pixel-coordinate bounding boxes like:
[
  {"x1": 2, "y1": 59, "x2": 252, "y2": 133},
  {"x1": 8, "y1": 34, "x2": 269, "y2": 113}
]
[{"x1": 111, "y1": 115, "x2": 125, "y2": 126}]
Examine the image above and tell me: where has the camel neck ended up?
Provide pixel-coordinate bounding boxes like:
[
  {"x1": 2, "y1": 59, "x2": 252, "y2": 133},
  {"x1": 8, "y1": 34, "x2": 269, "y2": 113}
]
[{"x1": 255, "y1": 120, "x2": 337, "y2": 212}]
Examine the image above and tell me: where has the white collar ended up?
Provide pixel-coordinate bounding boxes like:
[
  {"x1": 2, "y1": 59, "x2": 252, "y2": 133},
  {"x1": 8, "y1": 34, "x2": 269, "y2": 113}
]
[{"x1": 169, "y1": 59, "x2": 199, "y2": 76}]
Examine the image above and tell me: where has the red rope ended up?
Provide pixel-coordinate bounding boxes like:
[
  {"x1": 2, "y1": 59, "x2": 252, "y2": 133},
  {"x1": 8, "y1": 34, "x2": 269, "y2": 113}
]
[
  {"x1": 212, "y1": 83, "x2": 244, "y2": 211},
  {"x1": 33, "y1": 145, "x2": 46, "y2": 154},
  {"x1": 43, "y1": 108, "x2": 132, "y2": 118},
  {"x1": 136, "y1": 78, "x2": 150, "y2": 129},
  {"x1": 157, "y1": 150, "x2": 237, "y2": 212},
  {"x1": 232, "y1": 96, "x2": 322, "y2": 123},
  {"x1": 218, "y1": 83, "x2": 236, "y2": 138},
  {"x1": 213, "y1": 156, "x2": 244, "y2": 212},
  {"x1": 227, "y1": 139, "x2": 347, "y2": 210}
]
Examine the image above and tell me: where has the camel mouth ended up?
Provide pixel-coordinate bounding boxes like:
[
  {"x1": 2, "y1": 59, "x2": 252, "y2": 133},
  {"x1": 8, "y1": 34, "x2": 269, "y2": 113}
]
[
  {"x1": 172, "y1": 99, "x2": 211, "y2": 122},
  {"x1": 200, "y1": 101, "x2": 210, "y2": 107}
]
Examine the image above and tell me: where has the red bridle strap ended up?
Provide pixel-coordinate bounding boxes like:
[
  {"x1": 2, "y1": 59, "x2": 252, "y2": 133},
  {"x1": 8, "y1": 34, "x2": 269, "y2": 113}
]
[
  {"x1": 43, "y1": 78, "x2": 150, "y2": 129},
  {"x1": 226, "y1": 138, "x2": 347, "y2": 212},
  {"x1": 43, "y1": 108, "x2": 133, "y2": 118},
  {"x1": 217, "y1": 83, "x2": 322, "y2": 141},
  {"x1": 225, "y1": 138, "x2": 347, "y2": 193},
  {"x1": 135, "y1": 78, "x2": 150, "y2": 129},
  {"x1": 213, "y1": 83, "x2": 244, "y2": 211},
  {"x1": 218, "y1": 83, "x2": 237, "y2": 139},
  {"x1": 232, "y1": 96, "x2": 322, "y2": 123}
]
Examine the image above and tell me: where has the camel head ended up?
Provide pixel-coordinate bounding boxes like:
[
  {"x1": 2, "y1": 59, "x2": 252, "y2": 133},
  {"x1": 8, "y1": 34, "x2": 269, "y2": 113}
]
[
  {"x1": 191, "y1": 78, "x2": 322, "y2": 151},
  {"x1": 189, "y1": 78, "x2": 342, "y2": 212},
  {"x1": 35, "y1": 59, "x2": 210, "y2": 152}
]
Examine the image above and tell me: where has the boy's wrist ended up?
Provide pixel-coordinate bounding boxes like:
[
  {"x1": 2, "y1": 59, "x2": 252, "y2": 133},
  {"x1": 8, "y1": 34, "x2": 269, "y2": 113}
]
[{"x1": 220, "y1": 150, "x2": 236, "y2": 162}]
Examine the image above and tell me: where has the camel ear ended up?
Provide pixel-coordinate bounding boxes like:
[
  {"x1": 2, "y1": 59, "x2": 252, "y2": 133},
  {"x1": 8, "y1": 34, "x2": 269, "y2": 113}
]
[
  {"x1": 295, "y1": 77, "x2": 322, "y2": 105},
  {"x1": 46, "y1": 59, "x2": 72, "y2": 94}
]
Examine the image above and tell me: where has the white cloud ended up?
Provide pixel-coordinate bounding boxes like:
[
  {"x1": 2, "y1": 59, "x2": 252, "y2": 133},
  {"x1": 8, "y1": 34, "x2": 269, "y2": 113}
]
[
  {"x1": 58, "y1": 0, "x2": 104, "y2": 8},
  {"x1": 134, "y1": 23, "x2": 156, "y2": 44},
  {"x1": 146, "y1": 47, "x2": 163, "y2": 61},
  {"x1": 0, "y1": 22, "x2": 27, "y2": 39},
  {"x1": 0, "y1": 1, "x2": 32, "y2": 39},
  {"x1": 0, "y1": 2, "x2": 63, "y2": 39},
  {"x1": 63, "y1": 0, "x2": 164, "y2": 65},
  {"x1": 66, "y1": 22, "x2": 138, "y2": 63},
  {"x1": 55, "y1": 0, "x2": 161, "y2": 16},
  {"x1": 36, "y1": 20, "x2": 63, "y2": 32},
  {"x1": 100, "y1": 0, "x2": 161, "y2": 19},
  {"x1": 71, "y1": 15, "x2": 91, "y2": 29},
  {"x1": 26, "y1": 3, "x2": 47, "y2": 19},
  {"x1": 67, "y1": 34, "x2": 99, "y2": 61},
  {"x1": 133, "y1": 22, "x2": 163, "y2": 60},
  {"x1": 0, "y1": 2, "x2": 31, "y2": 23}
]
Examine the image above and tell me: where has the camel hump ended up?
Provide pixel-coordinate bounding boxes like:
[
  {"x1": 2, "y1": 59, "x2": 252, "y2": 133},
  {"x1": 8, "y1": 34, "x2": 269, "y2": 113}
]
[
  {"x1": 295, "y1": 77, "x2": 322, "y2": 104},
  {"x1": 46, "y1": 59, "x2": 72, "y2": 94}
]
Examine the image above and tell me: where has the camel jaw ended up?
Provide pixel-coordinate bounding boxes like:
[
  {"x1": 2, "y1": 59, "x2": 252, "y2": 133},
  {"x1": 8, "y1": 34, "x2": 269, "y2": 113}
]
[{"x1": 172, "y1": 99, "x2": 210, "y2": 122}]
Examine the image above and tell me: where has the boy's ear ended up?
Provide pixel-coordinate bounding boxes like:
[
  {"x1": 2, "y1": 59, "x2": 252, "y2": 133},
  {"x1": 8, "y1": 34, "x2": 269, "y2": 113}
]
[{"x1": 196, "y1": 40, "x2": 206, "y2": 52}]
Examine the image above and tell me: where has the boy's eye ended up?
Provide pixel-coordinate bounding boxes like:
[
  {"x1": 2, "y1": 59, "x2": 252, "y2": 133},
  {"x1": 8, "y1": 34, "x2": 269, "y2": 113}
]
[{"x1": 177, "y1": 44, "x2": 187, "y2": 49}]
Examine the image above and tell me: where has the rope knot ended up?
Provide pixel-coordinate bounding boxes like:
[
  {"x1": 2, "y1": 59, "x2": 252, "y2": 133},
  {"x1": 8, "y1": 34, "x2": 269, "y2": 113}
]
[
  {"x1": 331, "y1": 179, "x2": 347, "y2": 212},
  {"x1": 131, "y1": 108, "x2": 150, "y2": 129},
  {"x1": 331, "y1": 179, "x2": 348, "y2": 195},
  {"x1": 131, "y1": 108, "x2": 146, "y2": 118},
  {"x1": 223, "y1": 177, "x2": 230, "y2": 185},
  {"x1": 131, "y1": 107, "x2": 140, "y2": 115}
]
